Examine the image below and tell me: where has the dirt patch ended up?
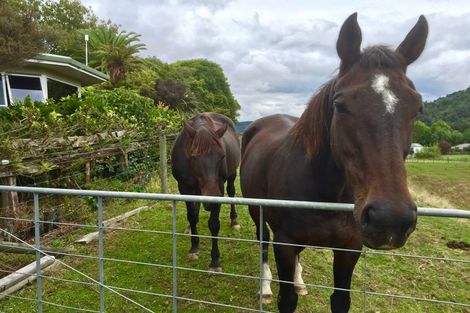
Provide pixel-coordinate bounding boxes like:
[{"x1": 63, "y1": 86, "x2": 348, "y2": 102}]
[{"x1": 408, "y1": 180, "x2": 455, "y2": 208}]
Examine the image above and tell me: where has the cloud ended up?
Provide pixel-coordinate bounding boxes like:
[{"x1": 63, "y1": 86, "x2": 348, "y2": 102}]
[{"x1": 82, "y1": 0, "x2": 470, "y2": 121}]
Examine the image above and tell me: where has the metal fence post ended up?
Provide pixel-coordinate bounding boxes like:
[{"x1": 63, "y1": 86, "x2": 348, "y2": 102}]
[
  {"x1": 160, "y1": 135, "x2": 168, "y2": 194},
  {"x1": 34, "y1": 193, "x2": 43, "y2": 313},
  {"x1": 98, "y1": 196, "x2": 105, "y2": 312},
  {"x1": 362, "y1": 247, "x2": 368, "y2": 312},
  {"x1": 259, "y1": 205, "x2": 264, "y2": 312},
  {"x1": 172, "y1": 200, "x2": 177, "y2": 313}
]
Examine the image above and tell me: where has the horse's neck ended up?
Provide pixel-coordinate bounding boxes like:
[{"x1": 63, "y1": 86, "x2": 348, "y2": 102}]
[{"x1": 309, "y1": 143, "x2": 351, "y2": 203}]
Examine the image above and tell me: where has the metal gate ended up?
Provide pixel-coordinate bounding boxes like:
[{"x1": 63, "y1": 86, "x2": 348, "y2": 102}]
[{"x1": 0, "y1": 185, "x2": 469, "y2": 312}]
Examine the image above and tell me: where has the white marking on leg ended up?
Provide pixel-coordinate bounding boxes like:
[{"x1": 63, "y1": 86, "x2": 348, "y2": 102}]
[
  {"x1": 261, "y1": 262, "x2": 273, "y2": 298},
  {"x1": 294, "y1": 258, "x2": 308, "y2": 295},
  {"x1": 371, "y1": 73, "x2": 398, "y2": 114}
]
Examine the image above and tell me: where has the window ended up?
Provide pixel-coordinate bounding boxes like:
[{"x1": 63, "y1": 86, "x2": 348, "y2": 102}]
[
  {"x1": 0, "y1": 76, "x2": 6, "y2": 107},
  {"x1": 47, "y1": 78, "x2": 78, "y2": 101},
  {"x1": 8, "y1": 75, "x2": 44, "y2": 103}
]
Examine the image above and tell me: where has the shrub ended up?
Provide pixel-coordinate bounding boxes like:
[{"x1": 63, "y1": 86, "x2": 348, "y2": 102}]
[
  {"x1": 438, "y1": 141, "x2": 452, "y2": 155},
  {"x1": 0, "y1": 87, "x2": 185, "y2": 166},
  {"x1": 415, "y1": 145, "x2": 441, "y2": 159}
]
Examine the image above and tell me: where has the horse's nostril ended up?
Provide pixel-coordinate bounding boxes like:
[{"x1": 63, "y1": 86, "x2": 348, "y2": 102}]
[{"x1": 360, "y1": 204, "x2": 375, "y2": 229}]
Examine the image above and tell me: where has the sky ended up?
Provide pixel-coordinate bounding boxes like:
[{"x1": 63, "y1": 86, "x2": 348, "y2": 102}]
[{"x1": 81, "y1": 0, "x2": 470, "y2": 121}]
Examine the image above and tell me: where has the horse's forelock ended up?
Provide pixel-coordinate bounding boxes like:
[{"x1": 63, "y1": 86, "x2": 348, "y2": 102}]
[
  {"x1": 185, "y1": 116, "x2": 224, "y2": 156},
  {"x1": 359, "y1": 46, "x2": 402, "y2": 69}
]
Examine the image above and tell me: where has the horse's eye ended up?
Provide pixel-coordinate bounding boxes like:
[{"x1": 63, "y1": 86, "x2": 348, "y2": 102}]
[{"x1": 334, "y1": 101, "x2": 349, "y2": 114}]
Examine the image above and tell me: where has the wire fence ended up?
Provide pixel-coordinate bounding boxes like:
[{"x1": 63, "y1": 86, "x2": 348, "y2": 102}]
[
  {"x1": 0, "y1": 185, "x2": 469, "y2": 312},
  {"x1": 406, "y1": 157, "x2": 470, "y2": 163}
]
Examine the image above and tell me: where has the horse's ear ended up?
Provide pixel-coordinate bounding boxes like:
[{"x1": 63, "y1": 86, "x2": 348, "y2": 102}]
[
  {"x1": 215, "y1": 123, "x2": 228, "y2": 138},
  {"x1": 184, "y1": 122, "x2": 196, "y2": 138},
  {"x1": 396, "y1": 15, "x2": 428, "y2": 68},
  {"x1": 336, "y1": 12, "x2": 362, "y2": 72}
]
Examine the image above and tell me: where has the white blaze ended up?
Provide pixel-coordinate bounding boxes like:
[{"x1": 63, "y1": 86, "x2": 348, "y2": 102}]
[{"x1": 371, "y1": 74, "x2": 398, "y2": 114}]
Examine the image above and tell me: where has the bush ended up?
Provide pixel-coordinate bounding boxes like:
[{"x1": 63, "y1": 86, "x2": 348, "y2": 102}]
[
  {"x1": 0, "y1": 87, "x2": 184, "y2": 163},
  {"x1": 415, "y1": 145, "x2": 441, "y2": 159},
  {"x1": 438, "y1": 141, "x2": 452, "y2": 155}
]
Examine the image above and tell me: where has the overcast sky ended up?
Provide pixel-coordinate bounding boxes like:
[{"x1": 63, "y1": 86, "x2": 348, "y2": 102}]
[{"x1": 81, "y1": 0, "x2": 470, "y2": 121}]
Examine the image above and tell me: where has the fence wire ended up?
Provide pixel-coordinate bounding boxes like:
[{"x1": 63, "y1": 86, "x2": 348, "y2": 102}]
[{"x1": 0, "y1": 186, "x2": 469, "y2": 312}]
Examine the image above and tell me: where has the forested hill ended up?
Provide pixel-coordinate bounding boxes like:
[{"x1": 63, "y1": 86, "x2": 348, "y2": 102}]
[{"x1": 419, "y1": 87, "x2": 470, "y2": 131}]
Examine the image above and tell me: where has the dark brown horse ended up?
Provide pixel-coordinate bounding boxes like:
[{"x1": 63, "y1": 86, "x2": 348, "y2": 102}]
[
  {"x1": 240, "y1": 13, "x2": 428, "y2": 313},
  {"x1": 172, "y1": 112, "x2": 241, "y2": 272}
]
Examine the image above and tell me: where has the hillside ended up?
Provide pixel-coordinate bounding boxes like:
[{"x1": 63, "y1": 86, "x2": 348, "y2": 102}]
[
  {"x1": 235, "y1": 121, "x2": 252, "y2": 134},
  {"x1": 419, "y1": 87, "x2": 470, "y2": 131}
]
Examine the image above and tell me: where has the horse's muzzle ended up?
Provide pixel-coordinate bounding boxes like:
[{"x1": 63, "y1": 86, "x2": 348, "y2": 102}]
[
  {"x1": 201, "y1": 183, "x2": 223, "y2": 211},
  {"x1": 359, "y1": 201, "x2": 417, "y2": 249}
]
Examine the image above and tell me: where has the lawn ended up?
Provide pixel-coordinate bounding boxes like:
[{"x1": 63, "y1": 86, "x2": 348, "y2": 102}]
[{"x1": 0, "y1": 163, "x2": 469, "y2": 313}]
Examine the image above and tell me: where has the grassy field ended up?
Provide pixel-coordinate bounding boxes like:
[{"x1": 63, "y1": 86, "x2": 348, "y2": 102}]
[
  {"x1": 444, "y1": 154, "x2": 470, "y2": 161},
  {"x1": 0, "y1": 163, "x2": 469, "y2": 313}
]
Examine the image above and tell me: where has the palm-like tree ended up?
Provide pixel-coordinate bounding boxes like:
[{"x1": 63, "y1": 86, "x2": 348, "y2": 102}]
[{"x1": 88, "y1": 26, "x2": 146, "y2": 85}]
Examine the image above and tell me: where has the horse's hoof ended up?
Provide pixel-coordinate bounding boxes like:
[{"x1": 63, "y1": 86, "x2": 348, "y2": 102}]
[
  {"x1": 208, "y1": 266, "x2": 222, "y2": 273},
  {"x1": 188, "y1": 253, "x2": 199, "y2": 260},
  {"x1": 183, "y1": 226, "x2": 191, "y2": 234},
  {"x1": 295, "y1": 286, "x2": 308, "y2": 296},
  {"x1": 262, "y1": 294, "x2": 273, "y2": 304},
  {"x1": 231, "y1": 224, "x2": 241, "y2": 231}
]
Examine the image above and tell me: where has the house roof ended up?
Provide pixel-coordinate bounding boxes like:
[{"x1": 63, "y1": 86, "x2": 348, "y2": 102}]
[
  {"x1": 453, "y1": 143, "x2": 470, "y2": 149},
  {"x1": 22, "y1": 53, "x2": 108, "y2": 86}
]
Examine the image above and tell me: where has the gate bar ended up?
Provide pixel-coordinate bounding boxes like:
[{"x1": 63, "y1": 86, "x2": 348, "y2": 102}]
[{"x1": 1, "y1": 186, "x2": 469, "y2": 219}]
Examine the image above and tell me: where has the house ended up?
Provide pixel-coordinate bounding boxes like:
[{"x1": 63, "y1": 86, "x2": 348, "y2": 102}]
[
  {"x1": 0, "y1": 53, "x2": 108, "y2": 107},
  {"x1": 409, "y1": 143, "x2": 424, "y2": 156},
  {"x1": 452, "y1": 143, "x2": 470, "y2": 150}
]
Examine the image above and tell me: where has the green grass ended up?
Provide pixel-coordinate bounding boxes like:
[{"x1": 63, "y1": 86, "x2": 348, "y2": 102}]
[
  {"x1": 443, "y1": 154, "x2": 470, "y2": 161},
  {"x1": 406, "y1": 162, "x2": 470, "y2": 209},
  {"x1": 0, "y1": 166, "x2": 469, "y2": 313}
]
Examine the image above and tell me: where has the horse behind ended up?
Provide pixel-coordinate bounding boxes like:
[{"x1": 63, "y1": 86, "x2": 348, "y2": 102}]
[
  {"x1": 240, "y1": 13, "x2": 428, "y2": 313},
  {"x1": 171, "y1": 112, "x2": 241, "y2": 272}
]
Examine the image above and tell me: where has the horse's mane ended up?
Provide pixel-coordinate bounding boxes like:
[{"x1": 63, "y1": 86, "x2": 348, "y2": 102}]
[
  {"x1": 291, "y1": 45, "x2": 401, "y2": 158},
  {"x1": 185, "y1": 115, "x2": 224, "y2": 156},
  {"x1": 291, "y1": 79, "x2": 336, "y2": 158}
]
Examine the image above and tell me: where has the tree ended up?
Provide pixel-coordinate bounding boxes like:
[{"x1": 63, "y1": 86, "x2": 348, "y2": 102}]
[
  {"x1": 430, "y1": 120, "x2": 452, "y2": 144},
  {"x1": 39, "y1": 0, "x2": 99, "y2": 60},
  {"x1": 413, "y1": 121, "x2": 432, "y2": 145},
  {"x1": 168, "y1": 59, "x2": 240, "y2": 120},
  {"x1": 463, "y1": 129, "x2": 470, "y2": 143},
  {"x1": 155, "y1": 79, "x2": 196, "y2": 111},
  {"x1": 88, "y1": 26, "x2": 146, "y2": 85},
  {"x1": 448, "y1": 129, "x2": 463, "y2": 146},
  {"x1": 0, "y1": 0, "x2": 49, "y2": 70}
]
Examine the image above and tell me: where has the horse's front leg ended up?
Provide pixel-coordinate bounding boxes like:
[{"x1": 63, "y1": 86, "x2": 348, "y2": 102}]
[
  {"x1": 249, "y1": 205, "x2": 273, "y2": 304},
  {"x1": 294, "y1": 254, "x2": 308, "y2": 296},
  {"x1": 208, "y1": 204, "x2": 222, "y2": 272},
  {"x1": 273, "y1": 233, "x2": 299, "y2": 313},
  {"x1": 227, "y1": 175, "x2": 240, "y2": 230},
  {"x1": 330, "y1": 249, "x2": 361, "y2": 313},
  {"x1": 186, "y1": 201, "x2": 200, "y2": 260}
]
